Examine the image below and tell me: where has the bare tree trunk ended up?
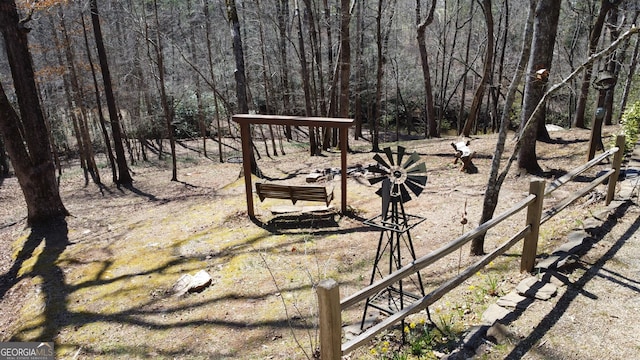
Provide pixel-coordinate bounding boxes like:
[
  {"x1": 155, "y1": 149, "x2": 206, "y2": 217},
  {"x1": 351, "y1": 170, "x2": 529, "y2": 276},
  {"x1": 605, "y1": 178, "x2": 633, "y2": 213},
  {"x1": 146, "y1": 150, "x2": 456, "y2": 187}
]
[
  {"x1": 472, "y1": 0, "x2": 535, "y2": 256},
  {"x1": 373, "y1": 0, "x2": 384, "y2": 152},
  {"x1": 323, "y1": 0, "x2": 336, "y2": 118},
  {"x1": 90, "y1": 0, "x2": 132, "y2": 186},
  {"x1": 276, "y1": 0, "x2": 292, "y2": 140},
  {"x1": 457, "y1": 0, "x2": 475, "y2": 135},
  {"x1": 618, "y1": 17, "x2": 640, "y2": 122},
  {"x1": 152, "y1": 0, "x2": 178, "y2": 182},
  {"x1": 185, "y1": 0, "x2": 207, "y2": 158},
  {"x1": 203, "y1": 0, "x2": 224, "y2": 162},
  {"x1": 58, "y1": 7, "x2": 100, "y2": 185},
  {"x1": 0, "y1": 0, "x2": 68, "y2": 224},
  {"x1": 227, "y1": 0, "x2": 259, "y2": 175},
  {"x1": 227, "y1": 0, "x2": 249, "y2": 114},
  {"x1": 416, "y1": 0, "x2": 438, "y2": 139},
  {"x1": 572, "y1": 0, "x2": 619, "y2": 128},
  {"x1": 295, "y1": 0, "x2": 317, "y2": 155},
  {"x1": 461, "y1": 0, "x2": 494, "y2": 137},
  {"x1": 339, "y1": 0, "x2": 352, "y2": 153},
  {"x1": 438, "y1": 0, "x2": 461, "y2": 136},
  {"x1": 304, "y1": 0, "x2": 327, "y2": 116},
  {"x1": 339, "y1": 0, "x2": 351, "y2": 117},
  {"x1": 490, "y1": 0, "x2": 509, "y2": 133},
  {"x1": 518, "y1": 0, "x2": 562, "y2": 174},
  {"x1": 603, "y1": 5, "x2": 620, "y2": 126},
  {"x1": 353, "y1": 0, "x2": 365, "y2": 140},
  {"x1": 82, "y1": 12, "x2": 117, "y2": 184},
  {"x1": 51, "y1": 17, "x2": 88, "y2": 184},
  {"x1": 254, "y1": 0, "x2": 278, "y2": 156}
]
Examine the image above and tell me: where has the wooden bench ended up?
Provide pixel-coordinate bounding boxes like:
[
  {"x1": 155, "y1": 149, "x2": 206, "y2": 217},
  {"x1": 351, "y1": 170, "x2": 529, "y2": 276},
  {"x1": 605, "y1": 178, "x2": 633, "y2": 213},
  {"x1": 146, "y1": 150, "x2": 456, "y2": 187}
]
[{"x1": 255, "y1": 182, "x2": 334, "y2": 206}]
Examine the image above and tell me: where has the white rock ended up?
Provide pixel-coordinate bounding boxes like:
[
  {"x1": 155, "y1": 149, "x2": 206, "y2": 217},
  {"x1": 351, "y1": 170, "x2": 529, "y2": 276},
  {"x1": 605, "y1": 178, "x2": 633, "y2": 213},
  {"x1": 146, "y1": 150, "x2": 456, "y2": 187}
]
[{"x1": 172, "y1": 270, "x2": 213, "y2": 296}]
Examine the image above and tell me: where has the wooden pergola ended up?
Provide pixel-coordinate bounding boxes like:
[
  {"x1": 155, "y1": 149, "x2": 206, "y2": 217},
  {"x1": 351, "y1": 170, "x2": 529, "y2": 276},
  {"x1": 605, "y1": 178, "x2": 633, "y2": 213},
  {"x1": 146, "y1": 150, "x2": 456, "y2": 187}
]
[{"x1": 233, "y1": 114, "x2": 354, "y2": 217}]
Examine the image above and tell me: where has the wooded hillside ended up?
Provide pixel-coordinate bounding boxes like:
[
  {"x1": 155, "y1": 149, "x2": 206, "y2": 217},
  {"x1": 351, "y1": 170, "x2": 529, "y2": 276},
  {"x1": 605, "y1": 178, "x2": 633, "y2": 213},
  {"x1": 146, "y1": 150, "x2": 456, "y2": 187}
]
[{"x1": 0, "y1": 0, "x2": 638, "y2": 181}]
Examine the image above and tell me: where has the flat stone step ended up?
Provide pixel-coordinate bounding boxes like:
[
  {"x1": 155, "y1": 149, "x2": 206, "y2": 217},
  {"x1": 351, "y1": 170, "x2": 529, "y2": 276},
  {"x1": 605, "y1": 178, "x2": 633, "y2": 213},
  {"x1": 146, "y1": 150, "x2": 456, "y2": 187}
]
[
  {"x1": 481, "y1": 303, "x2": 511, "y2": 325},
  {"x1": 515, "y1": 277, "x2": 557, "y2": 300},
  {"x1": 497, "y1": 291, "x2": 535, "y2": 310},
  {"x1": 554, "y1": 239, "x2": 585, "y2": 254}
]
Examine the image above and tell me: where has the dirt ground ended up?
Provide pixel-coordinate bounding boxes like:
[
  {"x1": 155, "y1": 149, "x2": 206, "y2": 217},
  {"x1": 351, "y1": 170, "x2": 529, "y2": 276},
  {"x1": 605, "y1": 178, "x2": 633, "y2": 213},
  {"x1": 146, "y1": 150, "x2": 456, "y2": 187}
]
[{"x1": 0, "y1": 126, "x2": 634, "y2": 359}]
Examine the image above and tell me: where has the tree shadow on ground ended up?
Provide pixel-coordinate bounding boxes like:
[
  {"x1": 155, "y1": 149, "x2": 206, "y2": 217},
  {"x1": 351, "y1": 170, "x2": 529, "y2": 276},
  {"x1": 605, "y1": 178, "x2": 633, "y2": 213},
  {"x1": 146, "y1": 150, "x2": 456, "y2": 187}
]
[
  {"x1": 122, "y1": 183, "x2": 163, "y2": 202},
  {"x1": 1, "y1": 215, "x2": 319, "y2": 357},
  {"x1": 0, "y1": 218, "x2": 69, "y2": 341},
  {"x1": 542, "y1": 137, "x2": 590, "y2": 145}
]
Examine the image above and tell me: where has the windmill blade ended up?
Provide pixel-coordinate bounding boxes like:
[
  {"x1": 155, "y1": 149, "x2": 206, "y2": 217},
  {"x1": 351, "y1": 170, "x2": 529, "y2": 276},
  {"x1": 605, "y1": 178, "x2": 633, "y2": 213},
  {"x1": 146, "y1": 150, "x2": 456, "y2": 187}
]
[
  {"x1": 384, "y1": 147, "x2": 395, "y2": 166},
  {"x1": 402, "y1": 152, "x2": 421, "y2": 169},
  {"x1": 367, "y1": 165, "x2": 389, "y2": 175},
  {"x1": 405, "y1": 177, "x2": 425, "y2": 197},
  {"x1": 406, "y1": 162, "x2": 427, "y2": 174},
  {"x1": 368, "y1": 175, "x2": 387, "y2": 186},
  {"x1": 406, "y1": 174, "x2": 427, "y2": 186},
  {"x1": 396, "y1": 146, "x2": 406, "y2": 167},
  {"x1": 368, "y1": 162, "x2": 390, "y2": 185},
  {"x1": 373, "y1": 153, "x2": 391, "y2": 170},
  {"x1": 399, "y1": 184, "x2": 412, "y2": 203},
  {"x1": 381, "y1": 178, "x2": 391, "y2": 217}
]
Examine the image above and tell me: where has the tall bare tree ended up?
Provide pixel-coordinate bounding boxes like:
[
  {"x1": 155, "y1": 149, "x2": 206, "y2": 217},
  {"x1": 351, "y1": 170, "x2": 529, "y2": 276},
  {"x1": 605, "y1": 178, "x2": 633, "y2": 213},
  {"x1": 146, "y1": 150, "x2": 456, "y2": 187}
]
[
  {"x1": 226, "y1": 0, "x2": 249, "y2": 114},
  {"x1": 203, "y1": 0, "x2": 225, "y2": 162},
  {"x1": 0, "y1": 0, "x2": 68, "y2": 224},
  {"x1": 472, "y1": 0, "x2": 535, "y2": 255},
  {"x1": 618, "y1": 9, "x2": 640, "y2": 122},
  {"x1": 339, "y1": 0, "x2": 352, "y2": 120},
  {"x1": 461, "y1": 0, "x2": 494, "y2": 137},
  {"x1": 81, "y1": 11, "x2": 117, "y2": 183},
  {"x1": 572, "y1": 0, "x2": 622, "y2": 128},
  {"x1": 518, "y1": 0, "x2": 562, "y2": 174},
  {"x1": 57, "y1": 7, "x2": 100, "y2": 185},
  {"x1": 457, "y1": 0, "x2": 475, "y2": 135},
  {"x1": 90, "y1": 0, "x2": 132, "y2": 185},
  {"x1": 417, "y1": 0, "x2": 438, "y2": 138},
  {"x1": 151, "y1": 0, "x2": 178, "y2": 181},
  {"x1": 294, "y1": 0, "x2": 318, "y2": 155}
]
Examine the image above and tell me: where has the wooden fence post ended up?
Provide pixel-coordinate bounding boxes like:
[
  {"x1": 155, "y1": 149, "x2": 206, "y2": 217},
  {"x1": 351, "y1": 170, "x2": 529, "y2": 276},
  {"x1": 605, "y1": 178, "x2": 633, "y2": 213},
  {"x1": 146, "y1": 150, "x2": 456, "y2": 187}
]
[
  {"x1": 317, "y1": 279, "x2": 341, "y2": 360},
  {"x1": 521, "y1": 180, "x2": 546, "y2": 273},
  {"x1": 606, "y1": 134, "x2": 625, "y2": 205}
]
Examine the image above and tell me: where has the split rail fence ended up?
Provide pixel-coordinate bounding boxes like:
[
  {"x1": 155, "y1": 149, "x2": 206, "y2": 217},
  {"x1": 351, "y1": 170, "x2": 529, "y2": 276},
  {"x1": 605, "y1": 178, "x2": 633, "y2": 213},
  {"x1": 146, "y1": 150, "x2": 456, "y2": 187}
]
[{"x1": 317, "y1": 135, "x2": 626, "y2": 359}]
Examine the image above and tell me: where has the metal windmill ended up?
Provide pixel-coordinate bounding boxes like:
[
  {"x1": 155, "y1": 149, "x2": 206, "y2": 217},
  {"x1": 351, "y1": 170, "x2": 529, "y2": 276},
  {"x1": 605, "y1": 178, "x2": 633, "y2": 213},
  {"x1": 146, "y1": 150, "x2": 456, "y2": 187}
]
[
  {"x1": 368, "y1": 146, "x2": 428, "y2": 220},
  {"x1": 361, "y1": 146, "x2": 428, "y2": 328}
]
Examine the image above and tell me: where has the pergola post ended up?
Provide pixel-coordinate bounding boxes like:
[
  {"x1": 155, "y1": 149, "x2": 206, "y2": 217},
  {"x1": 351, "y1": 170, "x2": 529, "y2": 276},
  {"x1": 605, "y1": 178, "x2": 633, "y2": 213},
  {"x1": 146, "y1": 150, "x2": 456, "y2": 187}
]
[
  {"x1": 239, "y1": 122, "x2": 254, "y2": 217},
  {"x1": 340, "y1": 126, "x2": 348, "y2": 214}
]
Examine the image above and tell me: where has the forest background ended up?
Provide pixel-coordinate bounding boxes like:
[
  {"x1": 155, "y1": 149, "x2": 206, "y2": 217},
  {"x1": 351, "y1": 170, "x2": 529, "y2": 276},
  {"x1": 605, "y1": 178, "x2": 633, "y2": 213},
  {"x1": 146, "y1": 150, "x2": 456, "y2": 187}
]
[{"x1": 0, "y1": 0, "x2": 639, "y2": 185}]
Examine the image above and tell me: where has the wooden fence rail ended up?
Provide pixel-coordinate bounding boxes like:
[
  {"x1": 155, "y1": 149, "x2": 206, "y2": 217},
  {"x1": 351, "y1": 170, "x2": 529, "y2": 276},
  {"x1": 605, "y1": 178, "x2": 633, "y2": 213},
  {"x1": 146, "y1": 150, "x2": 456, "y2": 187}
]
[{"x1": 317, "y1": 135, "x2": 625, "y2": 359}]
